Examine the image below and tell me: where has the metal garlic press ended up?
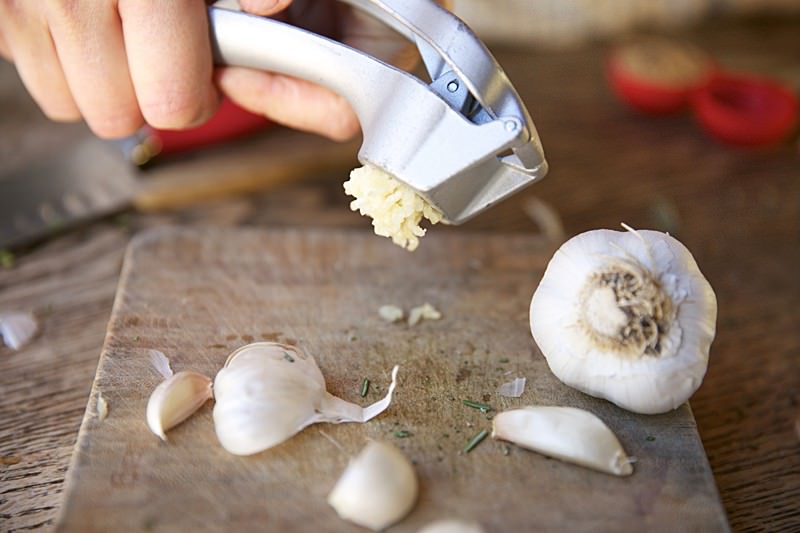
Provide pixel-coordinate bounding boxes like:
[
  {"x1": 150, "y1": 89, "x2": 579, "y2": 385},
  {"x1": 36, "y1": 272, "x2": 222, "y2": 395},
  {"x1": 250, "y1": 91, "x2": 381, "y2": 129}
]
[{"x1": 208, "y1": 0, "x2": 548, "y2": 224}]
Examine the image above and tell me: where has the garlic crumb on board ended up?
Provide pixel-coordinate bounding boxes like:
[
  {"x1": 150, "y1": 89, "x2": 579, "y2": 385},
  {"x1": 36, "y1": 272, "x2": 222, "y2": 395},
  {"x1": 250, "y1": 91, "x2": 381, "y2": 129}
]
[
  {"x1": 408, "y1": 302, "x2": 441, "y2": 326},
  {"x1": 343, "y1": 163, "x2": 443, "y2": 251},
  {"x1": 378, "y1": 305, "x2": 404, "y2": 322}
]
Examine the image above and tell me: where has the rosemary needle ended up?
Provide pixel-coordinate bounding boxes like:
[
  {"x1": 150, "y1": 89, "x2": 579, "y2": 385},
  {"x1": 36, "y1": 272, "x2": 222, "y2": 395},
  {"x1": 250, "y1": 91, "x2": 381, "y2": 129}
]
[
  {"x1": 462, "y1": 399, "x2": 491, "y2": 413},
  {"x1": 463, "y1": 429, "x2": 488, "y2": 453},
  {"x1": 360, "y1": 378, "x2": 370, "y2": 398}
]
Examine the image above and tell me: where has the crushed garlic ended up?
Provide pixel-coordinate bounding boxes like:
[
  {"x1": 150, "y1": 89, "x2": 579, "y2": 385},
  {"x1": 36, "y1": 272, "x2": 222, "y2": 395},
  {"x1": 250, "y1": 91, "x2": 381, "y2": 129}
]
[{"x1": 343, "y1": 163, "x2": 443, "y2": 251}]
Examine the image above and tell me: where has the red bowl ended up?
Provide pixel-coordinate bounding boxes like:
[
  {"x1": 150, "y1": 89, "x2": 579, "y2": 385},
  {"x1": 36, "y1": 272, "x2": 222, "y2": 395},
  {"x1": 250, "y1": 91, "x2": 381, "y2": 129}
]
[{"x1": 690, "y1": 73, "x2": 798, "y2": 147}]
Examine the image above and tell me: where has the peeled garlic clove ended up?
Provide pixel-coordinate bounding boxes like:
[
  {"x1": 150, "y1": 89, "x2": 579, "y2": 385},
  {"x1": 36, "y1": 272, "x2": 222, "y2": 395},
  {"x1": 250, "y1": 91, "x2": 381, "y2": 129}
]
[
  {"x1": 213, "y1": 342, "x2": 399, "y2": 456},
  {"x1": 146, "y1": 370, "x2": 213, "y2": 441},
  {"x1": 327, "y1": 440, "x2": 418, "y2": 531},
  {"x1": 530, "y1": 225, "x2": 717, "y2": 414},
  {"x1": 418, "y1": 519, "x2": 485, "y2": 533},
  {"x1": 492, "y1": 406, "x2": 633, "y2": 476}
]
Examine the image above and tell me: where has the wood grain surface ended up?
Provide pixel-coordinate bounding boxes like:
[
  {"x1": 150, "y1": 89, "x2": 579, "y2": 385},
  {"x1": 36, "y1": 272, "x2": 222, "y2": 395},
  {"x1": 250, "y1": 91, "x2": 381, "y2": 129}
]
[
  {"x1": 55, "y1": 228, "x2": 727, "y2": 532},
  {"x1": 1, "y1": 13, "x2": 799, "y2": 533}
]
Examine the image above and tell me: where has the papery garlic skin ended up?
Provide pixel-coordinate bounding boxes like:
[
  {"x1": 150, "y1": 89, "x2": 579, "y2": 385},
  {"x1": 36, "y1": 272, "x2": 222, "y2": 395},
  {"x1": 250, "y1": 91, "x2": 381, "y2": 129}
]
[
  {"x1": 327, "y1": 440, "x2": 418, "y2": 531},
  {"x1": 213, "y1": 342, "x2": 398, "y2": 456},
  {"x1": 146, "y1": 371, "x2": 213, "y2": 440},
  {"x1": 530, "y1": 227, "x2": 717, "y2": 414},
  {"x1": 492, "y1": 406, "x2": 633, "y2": 476}
]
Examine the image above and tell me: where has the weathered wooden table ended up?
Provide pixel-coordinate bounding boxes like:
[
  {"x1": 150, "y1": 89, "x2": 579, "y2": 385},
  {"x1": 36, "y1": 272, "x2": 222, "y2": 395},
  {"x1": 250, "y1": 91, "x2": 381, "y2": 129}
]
[{"x1": 2, "y1": 14, "x2": 799, "y2": 532}]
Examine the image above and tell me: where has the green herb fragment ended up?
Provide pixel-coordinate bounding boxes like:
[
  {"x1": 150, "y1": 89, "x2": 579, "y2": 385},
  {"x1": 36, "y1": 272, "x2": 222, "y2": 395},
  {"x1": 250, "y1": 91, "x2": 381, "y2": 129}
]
[
  {"x1": 133, "y1": 335, "x2": 141, "y2": 342},
  {"x1": 499, "y1": 358, "x2": 510, "y2": 363},
  {"x1": 501, "y1": 444, "x2": 511, "y2": 456},
  {"x1": 283, "y1": 351, "x2": 295, "y2": 363},
  {"x1": 393, "y1": 430, "x2": 410, "y2": 438},
  {"x1": 462, "y1": 399, "x2": 491, "y2": 413},
  {"x1": 463, "y1": 429, "x2": 488, "y2": 453},
  {"x1": 360, "y1": 378, "x2": 370, "y2": 397},
  {"x1": 646, "y1": 436, "x2": 656, "y2": 442},
  {"x1": 0, "y1": 249, "x2": 15, "y2": 269}
]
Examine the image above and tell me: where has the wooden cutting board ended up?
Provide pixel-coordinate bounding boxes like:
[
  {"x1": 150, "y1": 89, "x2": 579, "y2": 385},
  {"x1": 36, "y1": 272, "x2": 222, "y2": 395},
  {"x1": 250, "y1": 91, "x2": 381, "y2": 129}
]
[{"x1": 56, "y1": 227, "x2": 729, "y2": 532}]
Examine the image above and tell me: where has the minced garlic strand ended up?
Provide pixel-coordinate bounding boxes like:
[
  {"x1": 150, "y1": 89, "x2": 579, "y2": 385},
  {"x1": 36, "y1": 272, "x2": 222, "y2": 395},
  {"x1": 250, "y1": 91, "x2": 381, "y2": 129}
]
[{"x1": 344, "y1": 164, "x2": 443, "y2": 251}]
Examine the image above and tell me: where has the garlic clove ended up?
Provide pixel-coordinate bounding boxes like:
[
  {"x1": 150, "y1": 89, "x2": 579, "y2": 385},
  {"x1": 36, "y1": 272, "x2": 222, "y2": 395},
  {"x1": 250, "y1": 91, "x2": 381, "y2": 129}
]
[
  {"x1": 492, "y1": 406, "x2": 633, "y2": 476},
  {"x1": 327, "y1": 440, "x2": 418, "y2": 531},
  {"x1": 530, "y1": 226, "x2": 717, "y2": 414},
  {"x1": 146, "y1": 370, "x2": 213, "y2": 441},
  {"x1": 418, "y1": 519, "x2": 486, "y2": 533},
  {"x1": 213, "y1": 342, "x2": 399, "y2": 456}
]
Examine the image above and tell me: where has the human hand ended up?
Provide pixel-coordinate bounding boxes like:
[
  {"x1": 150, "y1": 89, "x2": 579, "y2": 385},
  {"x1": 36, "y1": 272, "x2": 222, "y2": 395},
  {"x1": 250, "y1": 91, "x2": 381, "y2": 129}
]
[{"x1": 0, "y1": 0, "x2": 415, "y2": 141}]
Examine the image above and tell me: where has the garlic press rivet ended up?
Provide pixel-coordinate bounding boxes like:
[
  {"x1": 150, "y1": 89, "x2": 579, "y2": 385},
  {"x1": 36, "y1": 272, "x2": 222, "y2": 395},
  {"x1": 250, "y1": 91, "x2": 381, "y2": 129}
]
[{"x1": 447, "y1": 80, "x2": 459, "y2": 92}]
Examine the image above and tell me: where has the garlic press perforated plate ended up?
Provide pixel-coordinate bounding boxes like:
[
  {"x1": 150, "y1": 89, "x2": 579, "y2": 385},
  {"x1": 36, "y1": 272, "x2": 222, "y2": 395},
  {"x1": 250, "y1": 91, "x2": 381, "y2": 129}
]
[{"x1": 209, "y1": 0, "x2": 548, "y2": 224}]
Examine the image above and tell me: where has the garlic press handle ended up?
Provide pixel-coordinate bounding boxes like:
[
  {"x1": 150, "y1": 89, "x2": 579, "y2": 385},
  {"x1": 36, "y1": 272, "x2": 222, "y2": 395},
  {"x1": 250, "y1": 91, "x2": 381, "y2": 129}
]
[{"x1": 208, "y1": 1, "x2": 547, "y2": 224}]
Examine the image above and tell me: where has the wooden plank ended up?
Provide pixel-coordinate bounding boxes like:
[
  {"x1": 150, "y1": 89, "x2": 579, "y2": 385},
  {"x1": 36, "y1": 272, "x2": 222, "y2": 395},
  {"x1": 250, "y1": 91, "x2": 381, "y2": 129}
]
[{"x1": 56, "y1": 227, "x2": 728, "y2": 532}]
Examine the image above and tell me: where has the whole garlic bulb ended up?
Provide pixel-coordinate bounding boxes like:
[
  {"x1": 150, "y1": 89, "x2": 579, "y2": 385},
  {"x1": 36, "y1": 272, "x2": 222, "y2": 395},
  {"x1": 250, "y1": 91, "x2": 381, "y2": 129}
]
[{"x1": 530, "y1": 226, "x2": 717, "y2": 414}]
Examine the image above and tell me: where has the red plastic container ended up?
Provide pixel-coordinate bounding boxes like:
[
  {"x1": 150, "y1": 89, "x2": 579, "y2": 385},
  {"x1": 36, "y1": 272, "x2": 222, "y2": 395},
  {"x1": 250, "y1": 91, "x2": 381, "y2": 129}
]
[
  {"x1": 690, "y1": 73, "x2": 798, "y2": 147},
  {"x1": 608, "y1": 37, "x2": 798, "y2": 147},
  {"x1": 608, "y1": 37, "x2": 714, "y2": 115}
]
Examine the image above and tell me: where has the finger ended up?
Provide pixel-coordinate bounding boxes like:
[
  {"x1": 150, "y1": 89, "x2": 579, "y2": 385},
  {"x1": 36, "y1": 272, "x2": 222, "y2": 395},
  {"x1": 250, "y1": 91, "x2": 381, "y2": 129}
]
[
  {"x1": 0, "y1": 31, "x2": 11, "y2": 60},
  {"x1": 119, "y1": 0, "x2": 218, "y2": 130},
  {"x1": 0, "y1": 4, "x2": 80, "y2": 121},
  {"x1": 238, "y1": 0, "x2": 293, "y2": 17},
  {"x1": 217, "y1": 66, "x2": 359, "y2": 141},
  {"x1": 44, "y1": 1, "x2": 142, "y2": 137}
]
